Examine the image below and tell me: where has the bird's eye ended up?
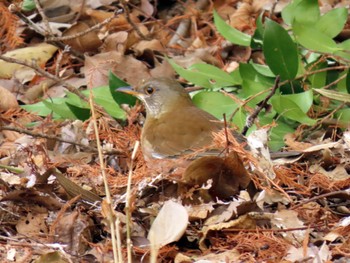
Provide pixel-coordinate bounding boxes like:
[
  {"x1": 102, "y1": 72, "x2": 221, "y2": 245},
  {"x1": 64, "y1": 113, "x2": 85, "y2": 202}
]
[{"x1": 144, "y1": 86, "x2": 155, "y2": 95}]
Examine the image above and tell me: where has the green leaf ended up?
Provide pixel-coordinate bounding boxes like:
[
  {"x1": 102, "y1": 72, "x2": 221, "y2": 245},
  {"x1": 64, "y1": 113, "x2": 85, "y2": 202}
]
[
  {"x1": 66, "y1": 103, "x2": 91, "y2": 120},
  {"x1": 346, "y1": 71, "x2": 350, "y2": 94},
  {"x1": 42, "y1": 100, "x2": 77, "y2": 119},
  {"x1": 250, "y1": 62, "x2": 275, "y2": 77},
  {"x1": 251, "y1": 13, "x2": 264, "y2": 49},
  {"x1": 271, "y1": 93, "x2": 316, "y2": 125},
  {"x1": 308, "y1": 62, "x2": 327, "y2": 88},
  {"x1": 263, "y1": 19, "x2": 298, "y2": 80},
  {"x1": 239, "y1": 63, "x2": 274, "y2": 105},
  {"x1": 169, "y1": 59, "x2": 239, "y2": 89},
  {"x1": 335, "y1": 39, "x2": 350, "y2": 61},
  {"x1": 65, "y1": 92, "x2": 89, "y2": 109},
  {"x1": 314, "y1": 88, "x2": 350, "y2": 102},
  {"x1": 315, "y1": 8, "x2": 347, "y2": 38},
  {"x1": 292, "y1": 21, "x2": 341, "y2": 53},
  {"x1": 293, "y1": 0, "x2": 320, "y2": 25},
  {"x1": 260, "y1": 116, "x2": 295, "y2": 151},
  {"x1": 285, "y1": 90, "x2": 314, "y2": 113},
  {"x1": 231, "y1": 107, "x2": 247, "y2": 131},
  {"x1": 192, "y1": 91, "x2": 237, "y2": 119},
  {"x1": 281, "y1": 0, "x2": 303, "y2": 25},
  {"x1": 109, "y1": 71, "x2": 136, "y2": 106},
  {"x1": 22, "y1": 0, "x2": 36, "y2": 11},
  {"x1": 213, "y1": 10, "x2": 251, "y2": 47},
  {"x1": 335, "y1": 108, "x2": 350, "y2": 123},
  {"x1": 91, "y1": 86, "x2": 127, "y2": 119},
  {"x1": 21, "y1": 98, "x2": 63, "y2": 118}
]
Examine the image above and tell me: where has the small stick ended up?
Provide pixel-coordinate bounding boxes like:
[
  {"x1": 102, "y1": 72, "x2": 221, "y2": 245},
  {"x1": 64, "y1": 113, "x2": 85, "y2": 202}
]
[
  {"x1": 242, "y1": 75, "x2": 280, "y2": 135},
  {"x1": 125, "y1": 141, "x2": 140, "y2": 263},
  {"x1": 119, "y1": 0, "x2": 148, "y2": 40},
  {"x1": 0, "y1": 125, "x2": 122, "y2": 155},
  {"x1": 223, "y1": 113, "x2": 230, "y2": 154},
  {"x1": 47, "y1": 11, "x2": 119, "y2": 42},
  {"x1": 34, "y1": 0, "x2": 53, "y2": 36}
]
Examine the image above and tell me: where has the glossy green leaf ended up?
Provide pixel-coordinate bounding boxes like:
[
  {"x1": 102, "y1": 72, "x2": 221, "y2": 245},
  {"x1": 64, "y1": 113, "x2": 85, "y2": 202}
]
[
  {"x1": 22, "y1": 98, "x2": 63, "y2": 118},
  {"x1": 92, "y1": 86, "x2": 127, "y2": 119},
  {"x1": 308, "y1": 62, "x2": 327, "y2": 89},
  {"x1": 285, "y1": 90, "x2": 314, "y2": 113},
  {"x1": 239, "y1": 63, "x2": 274, "y2": 105},
  {"x1": 293, "y1": 0, "x2": 320, "y2": 25},
  {"x1": 292, "y1": 21, "x2": 341, "y2": 53},
  {"x1": 67, "y1": 87, "x2": 127, "y2": 119},
  {"x1": 263, "y1": 19, "x2": 298, "y2": 80},
  {"x1": 231, "y1": 107, "x2": 247, "y2": 131},
  {"x1": 260, "y1": 116, "x2": 295, "y2": 151},
  {"x1": 22, "y1": 0, "x2": 36, "y2": 11},
  {"x1": 192, "y1": 91, "x2": 237, "y2": 119},
  {"x1": 250, "y1": 62, "x2": 275, "y2": 77},
  {"x1": 66, "y1": 103, "x2": 91, "y2": 120},
  {"x1": 271, "y1": 93, "x2": 316, "y2": 125},
  {"x1": 281, "y1": 0, "x2": 303, "y2": 25},
  {"x1": 315, "y1": 8, "x2": 347, "y2": 38},
  {"x1": 335, "y1": 39, "x2": 350, "y2": 61},
  {"x1": 109, "y1": 71, "x2": 136, "y2": 106},
  {"x1": 42, "y1": 100, "x2": 77, "y2": 119},
  {"x1": 335, "y1": 108, "x2": 350, "y2": 122},
  {"x1": 213, "y1": 10, "x2": 251, "y2": 47},
  {"x1": 169, "y1": 59, "x2": 239, "y2": 89},
  {"x1": 314, "y1": 88, "x2": 350, "y2": 102},
  {"x1": 65, "y1": 92, "x2": 89, "y2": 109},
  {"x1": 251, "y1": 13, "x2": 264, "y2": 49}
]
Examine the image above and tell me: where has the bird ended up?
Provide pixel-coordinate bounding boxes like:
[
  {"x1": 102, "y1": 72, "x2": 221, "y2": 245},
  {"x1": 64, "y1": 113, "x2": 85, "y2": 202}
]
[
  {"x1": 117, "y1": 77, "x2": 252, "y2": 200},
  {"x1": 117, "y1": 77, "x2": 246, "y2": 161}
]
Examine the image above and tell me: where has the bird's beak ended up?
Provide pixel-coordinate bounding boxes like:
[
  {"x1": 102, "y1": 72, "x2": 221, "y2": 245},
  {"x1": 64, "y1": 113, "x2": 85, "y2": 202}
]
[{"x1": 116, "y1": 86, "x2": 142, "y2": 97}]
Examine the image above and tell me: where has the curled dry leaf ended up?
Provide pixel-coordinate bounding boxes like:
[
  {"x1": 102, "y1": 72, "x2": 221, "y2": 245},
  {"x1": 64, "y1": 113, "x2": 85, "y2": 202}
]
[
  {"x1": 0, "y1": 43, "x2": 58, "y2": 79},
  {"x1": 180, "y1": 151, "x2": 252, "y2": 201},
  {"x1": 63, "y1": 21, "x2": 103, "y2": 52},
  {"x1": 148, "y1": 200, "x2": 188, "y2": 248},
  {"x1": 0, "y1": 85, "x2": 18, "y2": 111}
]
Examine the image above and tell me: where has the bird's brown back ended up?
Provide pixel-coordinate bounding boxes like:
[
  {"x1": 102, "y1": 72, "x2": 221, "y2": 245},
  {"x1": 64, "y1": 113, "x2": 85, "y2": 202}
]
[{"x1": 141, "y1": 104, "x2": 223, "y2": 160}]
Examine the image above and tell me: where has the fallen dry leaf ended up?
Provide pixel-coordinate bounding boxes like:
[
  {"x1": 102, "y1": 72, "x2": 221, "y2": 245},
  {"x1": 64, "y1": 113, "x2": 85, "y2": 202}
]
[{"x1": 148, "y1": 200, "x2": 188, "y2": 248}]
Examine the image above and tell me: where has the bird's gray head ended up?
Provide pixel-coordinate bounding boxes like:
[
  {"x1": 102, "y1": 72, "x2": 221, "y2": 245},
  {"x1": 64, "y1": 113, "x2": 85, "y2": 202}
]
[{"x1": 119, "y1": 78, "x2": 192, "y2": 118}]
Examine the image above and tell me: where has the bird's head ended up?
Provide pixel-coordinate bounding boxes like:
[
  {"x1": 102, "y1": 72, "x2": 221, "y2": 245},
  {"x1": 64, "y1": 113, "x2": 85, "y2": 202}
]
[{"x1": 117, "y1": 78, "x2": 192, "y2": 118}]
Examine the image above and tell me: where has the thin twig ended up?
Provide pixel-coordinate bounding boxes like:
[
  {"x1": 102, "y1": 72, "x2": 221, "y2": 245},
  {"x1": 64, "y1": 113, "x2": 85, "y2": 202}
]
[
  {"x1": 47, "y1": 12, "x2": 118, "y2": 42},
  {"x1": 0, "y1": 125, "x2": 92, "y2": 151},
  {"x1": 55, "y1": 45, "x2": 70, "y2": 77},
  {"x1": 89, "y1": 85, "x2": 121, "y2": 263},
  {"x1": 292, "y1": 190, "x2": 350, "y2": 210},
  {"x1": 119, "y1": 0, "x2": 148, "y2": 40},
  {"x1": 0, "y1": 125, "x2": 122, "y2": 155},
  {"x1": 125, "y1": 141, "x2": 140, "y2": 263},
  {"x1": 224, "y1": 224, "x2": 329, "y2": 233},
  {"x1": 11, "y1": 8, "x2": 44, "y2": 35},
  {"x1": 223, "y1": 113, "x2": 230, "y2": 154},
  {"x1": 34, "y1": 0, "x2": 53, "y2": 36},
  {"x1": 242, "y1": 76, "x2": 280, "y2": 135}
]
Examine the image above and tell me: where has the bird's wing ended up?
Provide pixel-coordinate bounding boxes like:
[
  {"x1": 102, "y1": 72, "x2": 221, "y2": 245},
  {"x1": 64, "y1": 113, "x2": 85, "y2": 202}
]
[{"x1": 142, "y1": 106, "x2": 223, "y2": 158}]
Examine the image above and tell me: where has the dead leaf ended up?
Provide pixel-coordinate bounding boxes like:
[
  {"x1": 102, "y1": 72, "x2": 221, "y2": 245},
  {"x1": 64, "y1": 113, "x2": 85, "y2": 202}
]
[
  {"x1": 271, "y1": 210, "x2": 305, "y2": 244},
  {"x1": 53, "y1": 210, "x2": 94, "y2": 255},
  {"x1": 0, "y1": 43, "x2": 58, "y2": 79},
  {"x1": 63, "y1": 21, "x2": 103, "y2": 52},
  {"x1": 148, "y1": 200, "x2": 188, "y2": 248},
  {"x1": 16, "y1": 212, "x2": 48, "y2": 236},
  {"x1": 0, "y1": 85, "x2": 18, "y2": 110}
]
